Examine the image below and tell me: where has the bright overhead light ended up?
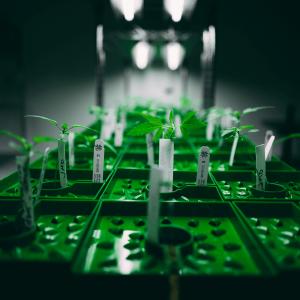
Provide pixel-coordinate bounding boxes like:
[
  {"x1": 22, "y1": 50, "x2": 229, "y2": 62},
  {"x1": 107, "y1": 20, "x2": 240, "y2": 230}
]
[
  {"x1": 165, "y1": 42, "x2": 185, "y2": 71},
  {"x1": 110, "y1": 0, "x2": 143, "y2": 21},
  {"x1": 164, "y1": 0, "x2": 197, "y2": 22},
  {"x1": 132, "y1": 41, "x2": 155, "y2": 70}
]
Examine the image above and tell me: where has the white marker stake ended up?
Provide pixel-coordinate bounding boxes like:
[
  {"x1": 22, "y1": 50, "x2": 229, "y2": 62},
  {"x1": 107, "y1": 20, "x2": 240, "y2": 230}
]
[
  {"x1": 229, "y1": 136, "x2": 238, "y2": 166},
  {"x1": 114, "y1": 123, "x2": 124, "y2": 147},
  {"x1": 68, "y1": 132, "x2": 75, "y2": 167},
  {"x1": 256, "y1": 144, "x2": 266, "y2": 190},
  {"x1": 16, "y1": 156, "x2": 34, "y2": 232},
  {"x1": 34, "y1": 147, "x2": 50, "y2": 204},
  {"x1": 58, "y1": 140, "x2": 68, "y2": 188},
  {"x1": 265, "y1": 131, "x2": 274, "y2": 161},
  {"x1": 206, "y1": 120, "x2": 214, "y2": 141},
  {"x1": 159, "y1": 139, "x2": 174, "y2": 192},
  {"x1": 147, "y1": 166, "x2": 162, "y2": 243},
  {"x1": 146, "y1": 133, "x2": 154, "y2": 166},
  {"x1": 196, "y1": 146, "x2": 210, "y2": 186},
  {"x1": 93, "y1": 139, "x2": 104, "y2": 183},
  {"x1": 175, "y1": 115, "x2": 182, "y2": 138}
]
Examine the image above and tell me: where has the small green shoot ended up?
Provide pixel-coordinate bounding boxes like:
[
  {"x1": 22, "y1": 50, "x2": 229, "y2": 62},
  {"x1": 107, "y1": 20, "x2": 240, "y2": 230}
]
[
  {"x1": 0, "y1": 130, "x2": 56, "y2": 158},
  {"x1": 128, "y1": 110, "x2": 206, "y2": 142},
  {"x1": 274, "y1": 133, "x2": 300, "y2": 144},
  {"x1": 230, "y1": 106, "x2": 275, "y2": 125},
  {"x1": 24, "y1": 115, "x2": 99, "y2": 139}
]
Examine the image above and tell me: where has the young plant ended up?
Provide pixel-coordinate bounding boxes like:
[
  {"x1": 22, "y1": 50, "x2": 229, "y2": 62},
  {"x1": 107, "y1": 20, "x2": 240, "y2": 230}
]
[
  {"x1": 221, "y1": 125, "x2": 259, "y2": 164},
  {"x1": 24, "y1": 115, "x2": 100, "y2": 139},
  {"x1": 127, "y1": 110, "x2": 206, "y2": 142},
  {"x1": 230, "y1": 106, "x2": 275, "y2": 126}
]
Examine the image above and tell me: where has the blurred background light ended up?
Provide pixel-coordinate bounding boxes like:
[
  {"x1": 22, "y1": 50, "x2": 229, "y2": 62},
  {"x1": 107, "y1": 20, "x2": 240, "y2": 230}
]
[
  {"x1": 163, "y1": 42, "x2": 185, "y2": 71},
  {"x1": 132, "y1": 41, "x2": 155, "y2": 70},
  {"x1": 110, "y1": 0, "x2": 143, "y2": 21},
  {"x1": 164, "y1": 0, "x2": 198, "y2": 22}
]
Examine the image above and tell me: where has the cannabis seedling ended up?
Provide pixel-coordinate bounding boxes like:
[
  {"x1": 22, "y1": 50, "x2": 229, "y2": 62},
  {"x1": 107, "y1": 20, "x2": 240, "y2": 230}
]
[
  {"x1": 127, "y1": 110, "x2": 206, "y2": 142},
  {"x1": 230, "y1": 106, "x2": 275, "y2": 126}
]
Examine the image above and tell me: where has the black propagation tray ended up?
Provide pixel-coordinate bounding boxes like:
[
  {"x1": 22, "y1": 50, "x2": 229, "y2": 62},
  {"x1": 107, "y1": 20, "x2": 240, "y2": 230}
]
[
  {"x1": 0, "y1": 169, "x2": 113, "y2": 200},
  {"x1": 211, "y1": 171, "x2": 300, "y2": 202},
  {"x1": 71, "y1": 200, "x2": 277, "y2": 299},
  {"x1": 99, "y1": 168, "x2": 223, "y2": 202}
]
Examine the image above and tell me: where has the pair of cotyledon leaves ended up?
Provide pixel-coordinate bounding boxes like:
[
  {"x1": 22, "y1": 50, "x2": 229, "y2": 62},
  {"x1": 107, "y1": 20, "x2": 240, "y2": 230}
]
[{"x1": 127, "y1": 111, "x2": 207, "y2": 142}]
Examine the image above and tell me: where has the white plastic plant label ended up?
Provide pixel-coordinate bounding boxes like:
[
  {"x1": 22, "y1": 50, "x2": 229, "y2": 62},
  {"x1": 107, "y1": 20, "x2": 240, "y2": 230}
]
[
  {"x1": 34, "y1": 147, "x2": 50, "y2": 204},
  {"x1": 146, "y1": 133, "x2": 154, "y2": 166},
  {"x1": 221, "y1": 107, "x2": 233, "y2": 129},
  {"x1": 265, "y1": 131, "x2": 274, "y2": 161},
  {"x1": 93, "y1": 139, "x2": 104, "y2": 183},
  {"x1": 256, "y1": 144, "x2": 266, "y2": 190},
  {"x1": 58, "y1": 140, "x2": 68, "y2": 188},
  {"x1": 159, "y1": 139, "x2": 174, "y2": 192},
  {"x1": 147, "y1": 166, "x2": 162, "y2": 243},
  {"x1": 175, "y1": 115, "x2": 182, "y2": 138},
  {"x1": 229, "y1": 136, "x2": 238, "y2": 166},
  {"x1": 16, "y1": 156, "x2": 34, "y2": 232},
  {"x1": 206, "y1": 111, "x2": 216, "y2": 141},
  {"x1": 68, "y1": 131, "x2": 75, "y2": 167},
  {"x1": 114, "y1": 123, "x2": 123, "y2": 147},
  {"x1": 196, "y1": 146, "x2": 210, "y2": 186}
]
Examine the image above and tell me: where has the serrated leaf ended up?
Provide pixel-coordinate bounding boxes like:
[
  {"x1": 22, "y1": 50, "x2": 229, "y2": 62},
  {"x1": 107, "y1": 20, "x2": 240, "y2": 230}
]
[
  {"x1": 8, "y1": 141, "x2": 26, "y2": 154},
  {"x1": 164, "y1": 127, "x2": 173, "y2": 139},
  {"x1": 221, "y1": 129, "x2": 235, "y2": 137},
  {"x1": 237, "y1": 125, "x2": 254, "y2": 131},
  {"x1": 169, "y1": 111, "x2": 173, "y2": 124},
  {"x1": 242, "y1": 129, "x2": 259, "y2": 136},
  {"x1": 34, "y1": 136, "x2": 57, "y2": 143},
  {"x1": 154, "y1": 128, "x2": 164, "y2": 143},
  {"x1": 180, "y1": 126, "x2": 189, "y2": 139},
  {"x1": 181, "y1": 111, "x2": 197, "y2": 125},
  {"x1": 275, "y1": 133, "x2": 300, "y2": 144},
  {"x1": 69, "y1": 125, "x2": 100, "y2": 133},
  {"x1": 182, "y1": 118, "x2": 206, "y2": 131},
  {"x1": 24, "y1": 115, "x2": 58, "y2": 125},
  {"x1": 128, "y1": 123, "x2": 161, "y2": 136},
  {"x1": 141, "y1": 114, "x2": 163, "y2": 125},
  {"x1": 242, "y1": 106, "x2": 275, "y2": 116}
]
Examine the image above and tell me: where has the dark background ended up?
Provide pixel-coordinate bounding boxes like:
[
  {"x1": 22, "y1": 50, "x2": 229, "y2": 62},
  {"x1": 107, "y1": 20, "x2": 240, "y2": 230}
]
[{"x1": 0, "y1": 0, "x2": 300, "y2": 178}]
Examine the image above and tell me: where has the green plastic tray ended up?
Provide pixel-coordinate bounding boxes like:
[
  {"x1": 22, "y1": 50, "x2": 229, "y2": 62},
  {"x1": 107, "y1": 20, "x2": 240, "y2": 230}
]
[
  {"x1": 0, "y1": 169, "x2": 112, "y2": 200},
  {"x1": 233, "y1": 201, "x2": 300, "y2": 273},
  {"x1": 0, "y1": 199, "x2": 99, "y2": 276},
  {"x1": 72, "y1": 201, "x2": 275, "y2": 298},
  {"x1": 100, "y1": 169, "x2": 220, "y2": 202}
]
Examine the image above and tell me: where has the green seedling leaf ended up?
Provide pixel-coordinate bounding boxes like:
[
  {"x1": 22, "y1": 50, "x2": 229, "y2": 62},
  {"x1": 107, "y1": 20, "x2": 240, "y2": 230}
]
[
  {"x1": 77, "y1": 144, "x2": 88, "y2": 148},
  {"x1": 169, "y1": 111, "x2": 173, "y2": 124},
  {"x1": 154, "y1": 128, "x2": 164, "y2": 143},
  {"x1": 180, "y1": 126, "x2": 189, "y2": 139},
  {"x1": 103, "y1": 141, "x2": 118, "y2": 155},
  {"x1": 182, "y1": 118, "x2": 206, "y2": 131},
  {"x1": 61, "y1": 123, "x2": 68, "y2": 130},
  {"x1": 242, "y1": 106, "x2": 275, "y2": 116},
  {"x1": 241, "y1": 129, "x2": 259, "y2": 136},
  {"x1": 68, "y1": 125, "x2": 100, "y2": 133},
  {"x1": 233, "y1": 111, "x2": 241, "y2": 116},
  {"x1": 275, "y1": 133, "x2": 300, "y2": 144},
  {"x1": 221, "y1": 129, "x2": 236, "y2": 137},
  {"x1": 0, "y1": 130, "x2": 27, "y2": 146},
  {"x1": 128, "y1": 123, "x2": 161, "y2": 136},
  {"x1": 34, "y1": 136, "x2": 57, "y2": 143},
  {"x1": 142, "y1": 114, "x2": 163, "y2": 126},
  {"x1": 29, "y1": 150, "x2": 44, "y2": 158},
  {"x1": 24, "y1": 115, "x2": 58, "y2": 125},
  {"x1": 164, "y1": 127, "x2": 173, "y2": 139},
  {"x1": 237, "y1": 125, "x2": 254, "y2": 131},
  {"x1": 8, "y1": 141, "x2": 26, "y2": 154},
  {"x1": 181, "y1": 111, "x2": 197, "y2": 125}
]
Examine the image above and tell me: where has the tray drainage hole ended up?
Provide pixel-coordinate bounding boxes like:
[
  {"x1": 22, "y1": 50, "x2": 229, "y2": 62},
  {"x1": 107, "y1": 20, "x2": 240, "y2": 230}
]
[{"x1": 159, "y1": 226, "x2": 192, "y2": 246}]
